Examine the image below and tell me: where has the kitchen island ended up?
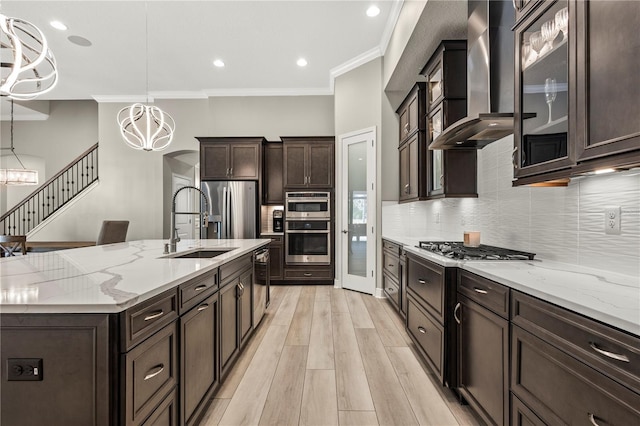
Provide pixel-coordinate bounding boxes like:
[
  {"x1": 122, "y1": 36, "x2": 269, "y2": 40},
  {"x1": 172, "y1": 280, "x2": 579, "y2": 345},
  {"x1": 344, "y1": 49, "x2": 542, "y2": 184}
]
[{"x1": 0, "y1": 238, "x2": 270, "y2": 426}]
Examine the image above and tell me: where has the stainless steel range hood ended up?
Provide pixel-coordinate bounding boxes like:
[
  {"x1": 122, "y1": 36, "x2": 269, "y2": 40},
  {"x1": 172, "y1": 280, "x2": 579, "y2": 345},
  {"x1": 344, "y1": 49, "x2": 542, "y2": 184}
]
[{"x1": 430, "y1": 0, "x2": 516, "y2": 149}]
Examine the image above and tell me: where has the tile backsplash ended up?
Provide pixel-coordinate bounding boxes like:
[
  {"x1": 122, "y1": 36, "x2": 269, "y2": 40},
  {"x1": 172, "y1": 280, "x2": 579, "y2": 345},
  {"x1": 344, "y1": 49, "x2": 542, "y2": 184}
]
[{"x1": 382, "y1": 135, "x2": 640, "y2": 277}]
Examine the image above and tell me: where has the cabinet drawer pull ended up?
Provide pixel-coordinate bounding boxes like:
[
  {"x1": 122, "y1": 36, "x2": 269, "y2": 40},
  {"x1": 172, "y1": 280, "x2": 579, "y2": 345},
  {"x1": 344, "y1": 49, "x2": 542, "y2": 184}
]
[
  {"x1": 144, "y1": 310, "x2": 164, "y2": 321},
  {"x1": 418, "y1": 279, "x2": 427, "y2": 285},
  {"x1": 388, "y1": 263, "x2": 395, "y2": 267},
  {"x1": 417, "y1": 326, "x2": 427, "y2": 334},
  {"x1": 197, "y1": 303, "x2": 209, "y2": 312},
  {"x1": 588, "y1": 413, "x2": 603, "y2": 426},
  {"x1": 454, "y1": 302, "x2": 461, "y2": 324},
  {"x1": 143, "y1": 364, "x2": 165, "y2": 381},
  {"x1": 473, "y1": 288, "x2": 488, "y2": 294},
  {"x1": 303, "y1": 273, "x2": 313, "y2": 277},
  {"x1": 194, "y1": 284, "x2": 208, "y2": 292},
  {"x1": 589, "y1": 342, "x2": 630, "y2": 363}
]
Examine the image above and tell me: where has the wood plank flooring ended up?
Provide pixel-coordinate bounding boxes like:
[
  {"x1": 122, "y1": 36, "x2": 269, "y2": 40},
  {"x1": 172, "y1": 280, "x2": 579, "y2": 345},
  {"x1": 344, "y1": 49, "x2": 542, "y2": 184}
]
[{"x1": 203, "y1": 285, "x2": 479, "y2": 426}]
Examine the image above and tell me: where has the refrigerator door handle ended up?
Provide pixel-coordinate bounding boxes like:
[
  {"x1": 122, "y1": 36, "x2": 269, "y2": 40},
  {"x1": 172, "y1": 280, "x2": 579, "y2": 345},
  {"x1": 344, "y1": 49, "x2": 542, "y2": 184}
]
[{"x1": 222, "y1": 186, "x2": 228, "y2": 239}]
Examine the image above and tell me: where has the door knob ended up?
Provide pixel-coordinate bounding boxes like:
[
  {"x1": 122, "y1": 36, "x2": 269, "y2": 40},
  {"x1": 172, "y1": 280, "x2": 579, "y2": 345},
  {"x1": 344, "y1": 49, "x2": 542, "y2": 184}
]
[{"x1": 342, "y1": 230, "x2": 348, "y2": 234}]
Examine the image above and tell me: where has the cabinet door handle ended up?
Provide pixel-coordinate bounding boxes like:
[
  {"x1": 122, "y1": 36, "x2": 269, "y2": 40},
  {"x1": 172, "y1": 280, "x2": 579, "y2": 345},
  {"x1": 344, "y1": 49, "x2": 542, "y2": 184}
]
[
  {"x1": 195, "y1": 284, "x2": 208, "y2": 292},
  {"x1": 417, "y1": 326, "x2": 427, "y2": 334},
  {"x1": 588, "y1": 413, "x2": 604, "y2": 426},
  {"x1": 473, "y1": 288, "x2": 488, "y2": 294},
  {"x1": 197, "y1": 303, "x2": 209, "y2": 312},
  {"x1": 230, "y1": 167, "x2": 233, "y2": 175},
  {"x1": 512, "y1": 146, "x2": 518, "y2": 169},
  {"x1": 144, "y1": 310, "x2": 164, "y2": 321},
  {"x1": 454, "y1": 302, "x2": 461, "y2": 324},
  {"x1": 143, "y1": 364, "x2": 165, "y2": 381},
  {"x1": 589, "y1": 342, "x2": 630, "y2": 363},
  {"x1": 440, "y1": 175, "x2": 444, "y2": 186},
  {"x1": 418, "y1": 279, "x2": 427, "y2": 285},
  {"x1": 303, "y1": 273, "x2": 313, "y2": 277},
  {"x1": 404, "y1": 183, "x2": 410, "y2": 193}
]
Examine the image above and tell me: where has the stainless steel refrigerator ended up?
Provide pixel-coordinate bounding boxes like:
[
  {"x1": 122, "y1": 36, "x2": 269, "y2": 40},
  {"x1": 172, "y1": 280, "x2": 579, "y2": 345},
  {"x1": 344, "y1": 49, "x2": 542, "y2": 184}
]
[{"x1": 200, "y1": 181, "x2": 257, "y2": 239}]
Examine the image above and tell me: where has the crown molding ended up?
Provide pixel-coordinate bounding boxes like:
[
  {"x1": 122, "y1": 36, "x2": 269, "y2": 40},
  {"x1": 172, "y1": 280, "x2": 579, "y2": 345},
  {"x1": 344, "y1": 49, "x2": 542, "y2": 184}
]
[
  {"x1": 380, "y1": 0, "x2": 404, "y2": 55},
  {"x1": 92, "y1": 95, "x2": 150, "y2": 103},
  {"x1": 204, "y1": 87, "x2": 333, "y2": 97}
]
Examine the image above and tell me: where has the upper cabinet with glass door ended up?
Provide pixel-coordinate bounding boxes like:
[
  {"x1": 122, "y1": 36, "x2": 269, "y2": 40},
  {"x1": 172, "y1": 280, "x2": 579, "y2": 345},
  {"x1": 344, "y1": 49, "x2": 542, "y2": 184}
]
[
  {"x1": 514, "y1": 0, "x2": 640, "y2": 184},
  {"x1": 514, "y1": 0, "x2": 571, "y2": 180}
]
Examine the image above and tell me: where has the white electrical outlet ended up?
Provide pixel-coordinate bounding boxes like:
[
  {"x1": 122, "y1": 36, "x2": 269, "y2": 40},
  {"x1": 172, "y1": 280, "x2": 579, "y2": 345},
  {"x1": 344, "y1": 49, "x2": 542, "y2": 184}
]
[{"x1": 604, "y1": 206, "x2": 621, "y2": 235}]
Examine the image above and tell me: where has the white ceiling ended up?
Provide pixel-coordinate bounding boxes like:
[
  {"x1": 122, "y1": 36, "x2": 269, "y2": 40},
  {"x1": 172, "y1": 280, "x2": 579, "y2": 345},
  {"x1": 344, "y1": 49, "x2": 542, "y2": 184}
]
[{"x1": 2, "y1": 0, "x2": 402, "y2": 102}]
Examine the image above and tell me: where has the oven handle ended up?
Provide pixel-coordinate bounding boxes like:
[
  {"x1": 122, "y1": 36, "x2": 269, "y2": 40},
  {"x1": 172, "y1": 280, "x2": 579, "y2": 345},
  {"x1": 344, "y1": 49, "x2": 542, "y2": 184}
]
[{"x1": 285, "y1": 230, "x2": 331, "y2": 234}]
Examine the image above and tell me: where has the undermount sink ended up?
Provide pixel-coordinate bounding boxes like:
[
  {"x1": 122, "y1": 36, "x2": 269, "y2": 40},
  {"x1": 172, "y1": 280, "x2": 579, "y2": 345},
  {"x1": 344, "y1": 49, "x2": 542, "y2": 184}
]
[{"x1": 170, "y1": 249, "x2": 234, "y2": 259}]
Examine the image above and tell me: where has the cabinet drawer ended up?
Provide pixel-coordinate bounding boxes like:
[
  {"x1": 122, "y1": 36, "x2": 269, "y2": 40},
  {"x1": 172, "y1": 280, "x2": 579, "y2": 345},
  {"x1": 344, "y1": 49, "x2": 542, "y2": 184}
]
[
  {"x1": 458, "y1": 270, "x2": 509, "y2": 318},
  {"x1": 512, "y1": 290, "x2": 640, "y2": 394},
  {"x1": 123, "y1": 290, "x2": 178, "y2": 350},
  {"x1": 142, "y1": 389, "x2": 178, "y2": 426},
  {"x1": 511, "y1": 394, "x2": 545, "y2": 426},
  {"x1": 179, "y1": 271, "x2": 218, "y2": 313},
  {"x1": 382, "y1": 240, "x2": 401, "y2": 254},
  {"x1": 511, "y1": 325, "x2": 640, "y2": 426},
  {"x1": 382, "y1": 272, "x2": 400, "y2": 310},
  {"x1": 220, "y1": 254, "x2": 253, "y2": 284},
  {"x1": 123, "y1": 322, "x2": 178, "y2": 426},
  {"x1": 407, "y1": 296, "x2": 444, "y2": 381},
  {"x1": 406, "y1": 255, "x2": 444, "y2": 322},
  {"x1": 382, "y1": 249, "x2": 399, "y2": 280},
  {"x1": 284, "y1": 268, "x2": 333, "y2": 280}
]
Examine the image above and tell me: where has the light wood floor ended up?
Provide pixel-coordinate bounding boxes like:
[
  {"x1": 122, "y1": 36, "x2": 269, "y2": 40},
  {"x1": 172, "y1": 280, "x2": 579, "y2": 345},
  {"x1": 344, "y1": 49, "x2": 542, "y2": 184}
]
[{"x1": 200, "y1": 285, "x2": 480, "y2": 426}]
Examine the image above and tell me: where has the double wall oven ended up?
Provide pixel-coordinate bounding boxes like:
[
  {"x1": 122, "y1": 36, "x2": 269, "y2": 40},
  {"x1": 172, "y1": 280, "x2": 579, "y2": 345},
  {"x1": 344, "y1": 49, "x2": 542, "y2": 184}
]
[{"x1": 285, "y1": 192, "x2": 331, "y2": 264}]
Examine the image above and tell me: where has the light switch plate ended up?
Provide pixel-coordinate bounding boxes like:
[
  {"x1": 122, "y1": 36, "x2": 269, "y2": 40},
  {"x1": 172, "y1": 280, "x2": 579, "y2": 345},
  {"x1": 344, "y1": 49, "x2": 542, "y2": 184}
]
[{"x1": 604, "y1": 206, "x2": 621, "y2": 235}]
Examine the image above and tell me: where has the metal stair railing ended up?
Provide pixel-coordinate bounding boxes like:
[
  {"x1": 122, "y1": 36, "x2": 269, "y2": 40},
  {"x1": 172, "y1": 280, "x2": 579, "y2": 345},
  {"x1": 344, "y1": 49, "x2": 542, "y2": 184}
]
[{"x1": 1, "y1": 143, "x2": 99, "y2": 236}]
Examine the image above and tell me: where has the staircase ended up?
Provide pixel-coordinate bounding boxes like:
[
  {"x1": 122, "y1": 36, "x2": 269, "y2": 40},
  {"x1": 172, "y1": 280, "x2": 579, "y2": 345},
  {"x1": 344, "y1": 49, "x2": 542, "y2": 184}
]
[{"x1": 1, "y1": 143, "x2": 99, "y2": 236}]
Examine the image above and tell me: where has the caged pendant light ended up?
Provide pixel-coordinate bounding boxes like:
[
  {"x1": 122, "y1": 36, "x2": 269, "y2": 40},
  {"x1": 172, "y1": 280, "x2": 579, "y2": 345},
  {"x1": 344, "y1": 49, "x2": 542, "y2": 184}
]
[
  {"x1": 0, "y1": 13, "x2": 58, "y2": 100},
  {"x1": 0, "y1": 100, "x2": 38, "y2": 185},
  {"x1": 117, "y1": 3, "x2": 175, "y2": 152}
]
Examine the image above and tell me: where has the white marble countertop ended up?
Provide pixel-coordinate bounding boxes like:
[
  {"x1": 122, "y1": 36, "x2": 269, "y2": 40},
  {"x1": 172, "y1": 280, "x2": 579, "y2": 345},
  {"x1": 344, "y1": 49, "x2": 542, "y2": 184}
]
[
  {"x1": 382, "y1": 234, "x2": 640, "y2": 337},
  {"x1": 0, "y1": 239, "x2": 270, "y2": 314}
]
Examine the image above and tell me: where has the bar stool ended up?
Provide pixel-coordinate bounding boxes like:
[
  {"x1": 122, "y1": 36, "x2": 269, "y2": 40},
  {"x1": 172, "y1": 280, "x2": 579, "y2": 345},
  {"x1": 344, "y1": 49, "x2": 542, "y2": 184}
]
[
  {"x1": 0, "y1": 235, "x2": 27, "y2": 257},
  {"x1": 96, "y1": 221, "x2": 129, "y2": 245}
]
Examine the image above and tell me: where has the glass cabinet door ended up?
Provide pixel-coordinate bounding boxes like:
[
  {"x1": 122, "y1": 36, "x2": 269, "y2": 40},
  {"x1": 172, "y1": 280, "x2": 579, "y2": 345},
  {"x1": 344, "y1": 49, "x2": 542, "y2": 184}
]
[
  {"x1": 516, "y1": 0, "x2": 571, "y2": 176},
  {"x1": 428, "y1": 106, "x2": 444, "y2": 194}
]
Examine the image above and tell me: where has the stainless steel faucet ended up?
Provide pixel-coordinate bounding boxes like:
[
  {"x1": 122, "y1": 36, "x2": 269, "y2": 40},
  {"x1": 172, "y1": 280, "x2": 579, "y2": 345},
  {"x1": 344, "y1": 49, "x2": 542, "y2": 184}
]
[{"x1": 169, "y1": 185, "x2": 209, "y2": 253}]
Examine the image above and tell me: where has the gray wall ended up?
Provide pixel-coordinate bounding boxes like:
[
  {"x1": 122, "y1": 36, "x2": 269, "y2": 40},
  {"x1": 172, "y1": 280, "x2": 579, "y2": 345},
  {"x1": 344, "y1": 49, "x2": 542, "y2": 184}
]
[{"x1": 4, "y1": 97, "x2": 334, "y2": 241}]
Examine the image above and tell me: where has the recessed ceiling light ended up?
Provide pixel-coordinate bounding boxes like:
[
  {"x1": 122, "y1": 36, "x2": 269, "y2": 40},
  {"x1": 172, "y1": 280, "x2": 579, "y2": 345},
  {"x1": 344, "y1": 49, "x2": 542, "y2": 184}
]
[
  {"x1": 366, "y1": 5, "x2": 380, "y2": 17},
  {"x1": 213, "y1": 59, "x2": 225, "y2": 68},
  {"x1": 50, "y1": 20, "x2": 67, "y2": 31},
  {"x1": 297, "y1": 58, "x2": 308, "y2": 67}
]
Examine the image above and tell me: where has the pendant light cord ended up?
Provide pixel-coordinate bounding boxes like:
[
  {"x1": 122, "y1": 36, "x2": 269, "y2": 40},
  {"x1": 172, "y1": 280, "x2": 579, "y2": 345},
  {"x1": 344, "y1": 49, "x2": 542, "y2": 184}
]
[{"x1": 10, "y1": 100, "x2": 27, "y2": 169}]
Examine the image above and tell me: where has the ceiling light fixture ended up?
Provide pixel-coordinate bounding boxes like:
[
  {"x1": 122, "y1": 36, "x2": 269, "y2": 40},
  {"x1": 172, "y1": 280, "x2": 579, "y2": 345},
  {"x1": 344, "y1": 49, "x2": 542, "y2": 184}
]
[
  {"x1": 366, "y1": 6, "x2": 381, "y2": 17},
  {"x1": 0, "y1": 13, "x2": 58, "y2": 100},
  {"x1": 0, "y1": 100, "x2": 38, "y2": 185},
  {"x1": 594, "y1": 168, "x2": 616, "y2": 175},
  {"x1": 49, "y1": 20, "x2": 67, "y2": 31},
  {"x1": 297, "y1": 58, "x2": 308, "y2": 67},
  {"x1": 117, "y1": 3, "x2": 175, "y2": 152},
  {"x1": 213, "y1": 59, "x2": 225, "y2": 68}
]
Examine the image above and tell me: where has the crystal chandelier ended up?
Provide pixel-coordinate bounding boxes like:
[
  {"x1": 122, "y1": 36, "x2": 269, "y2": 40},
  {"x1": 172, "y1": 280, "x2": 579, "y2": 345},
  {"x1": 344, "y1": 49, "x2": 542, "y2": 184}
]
[
  {"x1": 0, "y1": 13, "x2": 58, "y2": 100},
  {"x1": 0, "y1": 100, "x2": 38, "y2": 185},
  {"x1": 117, "y1": 4, "x2": 175, "y2": 152}
]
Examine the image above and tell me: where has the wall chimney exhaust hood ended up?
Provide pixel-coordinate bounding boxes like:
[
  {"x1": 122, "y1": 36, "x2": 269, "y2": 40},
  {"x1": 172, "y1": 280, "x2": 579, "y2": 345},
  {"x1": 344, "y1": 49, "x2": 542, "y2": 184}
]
[{"x1": 430, "y1": 0, "x2": 516, "y2": 149}]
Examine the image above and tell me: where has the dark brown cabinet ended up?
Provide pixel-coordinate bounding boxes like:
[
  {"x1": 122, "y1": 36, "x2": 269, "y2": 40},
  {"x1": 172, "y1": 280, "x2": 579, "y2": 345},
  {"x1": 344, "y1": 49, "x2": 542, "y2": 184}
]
[
  {"x1": 180, "y1": 292, "x2": 218, "y2": 426},
  {"x1": 266, "y1": 235, "x2": 283, "y2": 281},
  {"x1": 405, "y1": 252, "x2": 456, "y2": 386},
  {"x1": 513, "y1": 0, "x2": 640, "y2": 184},
  {"x1": 218, "y1": 253, "x2": 254, "y2": 378},
  {"x1": 263, "y1": 142, "x2": 284, "y2": 204},
  {"x1": 397, "y1": 83, "x2": 426, "y2": 142},
  {"x1": 456, "y1": 272, "x2": 510, "y2": 426},
  {"x1": 398, "y1": 133, "x2": 422, "y2": 201},
  {"x1": 421, "y1": 40, "x2": 477, "y2": 199},
  {"x1": 382, "y1": 239, "x2": 402, "y2": 311},
  {"x1": 282, "y1": 137, "x2": 334, "y2": 189},
  {"x1": 198, "y1": 137, "x2": 264, "y2": 180}
]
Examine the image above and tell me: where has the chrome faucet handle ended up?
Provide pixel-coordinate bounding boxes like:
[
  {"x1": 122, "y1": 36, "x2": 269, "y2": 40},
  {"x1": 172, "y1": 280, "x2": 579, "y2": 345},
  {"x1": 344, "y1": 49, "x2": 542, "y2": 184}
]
[
  {"x1": 202, "y1": 211, "x2": 209, "y2": 228},
  {"x1": 173, "y1": 227, "x2": 181, "y2": 243}
]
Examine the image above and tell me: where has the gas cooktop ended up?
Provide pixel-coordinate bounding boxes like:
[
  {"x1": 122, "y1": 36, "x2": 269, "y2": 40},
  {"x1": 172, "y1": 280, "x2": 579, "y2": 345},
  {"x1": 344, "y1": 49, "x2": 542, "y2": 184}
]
[{"x1": 417, "y1": 241, "x2": 535, "y2": 261}]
